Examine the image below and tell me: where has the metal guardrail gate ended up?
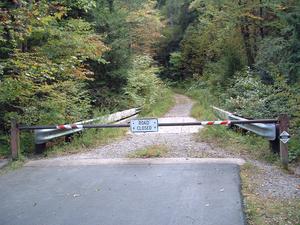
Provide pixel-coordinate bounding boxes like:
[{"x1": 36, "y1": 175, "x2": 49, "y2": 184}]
[{"x1": 10, "y1": 107, "x2": 290, "y2": 167}]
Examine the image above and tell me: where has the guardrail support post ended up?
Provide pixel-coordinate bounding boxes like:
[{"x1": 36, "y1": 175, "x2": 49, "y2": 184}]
[
  {"x1": 269, "y1": 124, "x2": 280, "y2": 154},
  {"x1": 11, "y1": 119, "x2": 20, "y2": 160},
  {"x1": 35, "y1": 143, "x2": 46, "y2": 154},
  {"x1": 279, "y1": 114, "x2": 289, "y2": 169}
]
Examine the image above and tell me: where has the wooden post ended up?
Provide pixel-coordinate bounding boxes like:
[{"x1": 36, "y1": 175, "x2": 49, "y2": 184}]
[
  {"x1": 278, "y1": 114, "x2": 289, "y2": 169},
  {"x1": 10, "y1": 120, "x2": 20, "y2": 160}
]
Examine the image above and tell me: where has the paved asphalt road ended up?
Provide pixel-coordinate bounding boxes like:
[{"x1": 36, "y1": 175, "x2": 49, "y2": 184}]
[{"x1": 0, "y1": 160, "x2": 245, "y2": 225}]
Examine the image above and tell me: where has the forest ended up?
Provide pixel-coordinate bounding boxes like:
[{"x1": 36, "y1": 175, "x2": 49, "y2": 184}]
[
  {"x1": 155, "y1": 0, "x2": 300, "y2": 161},
  {"x1": 0, "y1": 0, "x2": 168, "y2": 155},
  {"x1": 0, "y1": 0, "x2": 299, "y2": 161}
]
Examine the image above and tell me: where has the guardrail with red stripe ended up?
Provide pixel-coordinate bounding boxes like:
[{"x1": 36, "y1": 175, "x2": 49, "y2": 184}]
[
  {"x1": 33, "y1": 107, "x2": 140, "y2": 147},
  {"x1": 56, "y1": 124, "x2": 84, "y2": 130},
  {"x1": 213, "y1": 106, "x2": 290, "y2": 168},
  {"x1": 213, "y1": 106, "x2": 277, "y2": 140},
  {"x1": 10, "y1": 112, "x2": 290, "y2": 168},
  {"x1": 52, "y1": 121, "x2": 232, "y2": 129},
  {"x1": 18, "y1": 119, "x2": 279, "y2": 131}
]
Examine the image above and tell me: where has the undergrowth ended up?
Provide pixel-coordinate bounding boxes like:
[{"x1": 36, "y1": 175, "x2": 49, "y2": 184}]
[
  {"x1": 199, "y1": 126, "x2": 278, "y2": 163},
  {"x1": 140, "y1": 89, "x2": 175, "y2": 117},
  {"x1": 0, "y1": 159, "x2": 26, "y2": 176},
  {"x1": 128, "y1": 145, "x2": 169, "y2": 158},
  {"x1": 183, "y1": 88, "x2": 279, "y2": 163},
  {"x1": 0, "y1": 132, "x2": 35, "y2": 159},
  {"x1": 44, "y1": 128, "x2": 127, "y2": 157}
]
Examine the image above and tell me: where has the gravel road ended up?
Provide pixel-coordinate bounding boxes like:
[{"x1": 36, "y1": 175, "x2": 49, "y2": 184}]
[{"x1": 48, "y1": 94, "x2": 300, "y2": 199}]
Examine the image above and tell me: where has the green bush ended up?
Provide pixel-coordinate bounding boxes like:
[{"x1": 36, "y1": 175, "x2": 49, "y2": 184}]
[
  {"x1": 125, "y1": 55, "x2": 169, "y2": 112},
  {"x1": 221, "y1": 68, "x2": 300, "y2": 162}
]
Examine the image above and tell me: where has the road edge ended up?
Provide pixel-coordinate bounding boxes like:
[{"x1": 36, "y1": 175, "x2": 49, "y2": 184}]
[{"x1": 25, "y1": 157, "x2": 246, "y2": 167}]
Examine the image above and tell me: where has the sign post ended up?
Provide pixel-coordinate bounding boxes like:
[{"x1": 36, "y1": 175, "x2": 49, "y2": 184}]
[
  {"x1": 130, "y1": 119, "x2": 158, "y2": 133},
  {"x1": 278, "y1": 114, "x2": 289, "y2": 169}
]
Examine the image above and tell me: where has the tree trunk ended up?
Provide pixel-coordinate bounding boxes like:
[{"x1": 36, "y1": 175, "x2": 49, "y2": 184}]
[
  {"x1": 239, "y1": 0, "x2": 255, "y2": 66},
  {"x1": 240, "y1": 21, "x2": 255, "y2": 66},
  {"x1": 259, "y1": 0, "x2": 264, "y2": 38},
  {"x1": 107, "y1": 0, "x2": 114, "y2": 13}
]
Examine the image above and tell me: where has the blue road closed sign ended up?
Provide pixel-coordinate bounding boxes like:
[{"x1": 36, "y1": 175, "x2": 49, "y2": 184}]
[{"x1": 130, "y1": 118, "x2": 158, "y2": 133}]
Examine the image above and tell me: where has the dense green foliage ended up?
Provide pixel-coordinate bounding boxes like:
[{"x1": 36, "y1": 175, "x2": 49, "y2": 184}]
[
  {"x1": 156, "y1": 0, "x2": 300, "y2": 161},
  {"x1": 0, "y1": 0, "x2": 166, "y2": 157},
  {"x1": 125, "y1": 55, "x2": 168, "y2": 110}
]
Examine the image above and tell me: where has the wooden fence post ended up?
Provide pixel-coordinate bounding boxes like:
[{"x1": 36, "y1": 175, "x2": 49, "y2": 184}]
[
  {"x1": 278, "y1": 114, "x2": 289, "y2": 169},
  {"x1": 10, "y1": 119, "x2": 20, "y2": 160}
]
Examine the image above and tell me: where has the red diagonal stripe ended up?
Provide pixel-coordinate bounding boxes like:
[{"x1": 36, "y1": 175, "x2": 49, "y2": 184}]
[
  {"x1": 57, "y1": 125, "x2": 66, "y2": 129},
  {"x1": 220, "y1": 120, "x2": 229, "y2": 125}
]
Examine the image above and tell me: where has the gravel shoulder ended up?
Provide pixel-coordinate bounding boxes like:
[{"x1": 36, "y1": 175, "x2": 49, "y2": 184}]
[{"x1": 36, "y1": 94, "x2": 300, "y2": 199}]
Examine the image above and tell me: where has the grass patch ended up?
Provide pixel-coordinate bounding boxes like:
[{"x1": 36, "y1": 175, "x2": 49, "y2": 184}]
[
  {"x1": 128, "y1": 145, "x2": 168, "y2": 158},
  {"x1": 199, "y1": 126, "x2": 278, "y2": 163},
  {"x1": 191, "y1": 102, "x2": 215, "y2": 121},
  {"x1": 0, "y1": 132, "x2": 35, "y2": 159},
  {"x1": 0, "y1": 140, "x2": 9, "y2": 159},
  {"x1": 241, "y1": 163, "x2": 300, "y2": 225},
  {"x1": 44, "y1": 128, "x2": 127, "y2": 157},
  {"x1": 140, "y1": 89, "x2": 175, "y2": 117},
  {"x1": 174, "y1": 87, "x2": 216, "y2": 120},
  {"x1": 0, "y1": 158, "x2": 26, "y2": 176},
  {"x1": 0, "y1": 133, "x2": 11, "y2": 158}
]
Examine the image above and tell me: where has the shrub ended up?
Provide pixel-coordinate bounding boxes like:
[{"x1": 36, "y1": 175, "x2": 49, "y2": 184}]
[
  {"x1": 221, "y1": 68, "x2": 300, "y2": 161},
  {"x1": 125, "y1": 55, "x2": 168, "y2": 112}
]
